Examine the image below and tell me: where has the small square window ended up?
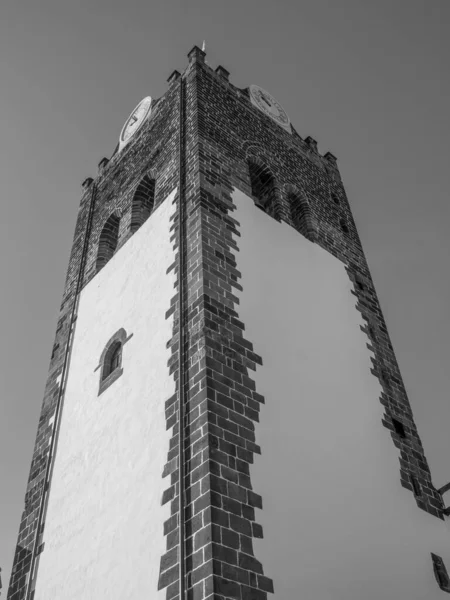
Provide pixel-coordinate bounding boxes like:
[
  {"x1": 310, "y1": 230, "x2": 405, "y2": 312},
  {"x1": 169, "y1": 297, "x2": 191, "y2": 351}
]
[{"x1": 392, "y1": 418, "x2": 406, "y2": 439}]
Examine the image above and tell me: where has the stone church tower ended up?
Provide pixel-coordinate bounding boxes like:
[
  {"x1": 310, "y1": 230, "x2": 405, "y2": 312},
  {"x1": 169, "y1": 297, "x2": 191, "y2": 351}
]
[{"x1": 7, "y1": 46, "x2": 450, "y2": 600}]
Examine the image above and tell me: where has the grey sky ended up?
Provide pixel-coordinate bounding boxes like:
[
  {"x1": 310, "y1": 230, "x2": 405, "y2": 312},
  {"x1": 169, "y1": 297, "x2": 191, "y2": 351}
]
[{"x1": 1, "y1": 0, "x2": 450, "y2": 590}]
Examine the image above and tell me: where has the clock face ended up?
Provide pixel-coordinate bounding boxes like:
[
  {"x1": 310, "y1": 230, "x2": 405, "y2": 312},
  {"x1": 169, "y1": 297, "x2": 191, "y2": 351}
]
[
  {"x1": 249, "y1": 85, "x2": 291, "y2": 133},
  {"x1": 119, "y1": 96, "x2": 152, "y2": 151}
]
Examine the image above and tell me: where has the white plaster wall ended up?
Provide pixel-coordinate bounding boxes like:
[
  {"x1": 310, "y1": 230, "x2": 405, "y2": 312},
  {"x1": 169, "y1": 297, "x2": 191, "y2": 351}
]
[
  {"x1": 232, "y1": 188, "x2": 450, "y2": 600},
  {"x1": 34, "y1": 190, "x2": 177, "y2": 600}
]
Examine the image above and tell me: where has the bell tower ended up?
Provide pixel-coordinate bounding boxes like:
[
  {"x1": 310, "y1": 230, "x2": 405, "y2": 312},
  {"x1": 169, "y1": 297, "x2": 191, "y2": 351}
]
[{"x1": 7, "y1": 46, "x2": 450, "y2": 600}]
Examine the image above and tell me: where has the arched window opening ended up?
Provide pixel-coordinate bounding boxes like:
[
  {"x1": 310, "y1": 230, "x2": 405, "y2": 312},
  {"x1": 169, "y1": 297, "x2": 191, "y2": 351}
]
[
  {"x1": 102, "y1": 341, "x2": 122, "y2": 381},
  {"x1": 247, "y1": 160, "x2": 278, "y2": 217},
  {"x1": 130, "y1": 175, "x2": 155, "y2": 233},
  {"x1": 96, "y1": 213, "x2": 120, "y2": 272},
  {"x1": 288, "y1": 191, "x2": 314, "y2": 241},
  {"x1": 96, "y1": 328, "x2": 131, "y2": 395}
]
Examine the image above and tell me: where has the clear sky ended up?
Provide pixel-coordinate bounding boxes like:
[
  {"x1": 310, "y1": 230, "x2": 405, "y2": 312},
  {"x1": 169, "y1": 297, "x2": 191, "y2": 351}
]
[{"x1": 1, "y1": 0, "x2": 450, "y2": 591}]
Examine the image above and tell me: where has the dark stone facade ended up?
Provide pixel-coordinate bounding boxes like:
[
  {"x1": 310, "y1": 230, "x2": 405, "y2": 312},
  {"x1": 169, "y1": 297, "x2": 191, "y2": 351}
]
[{"x1": 7, "y1": 46, "x2": 445, "y2": 600}]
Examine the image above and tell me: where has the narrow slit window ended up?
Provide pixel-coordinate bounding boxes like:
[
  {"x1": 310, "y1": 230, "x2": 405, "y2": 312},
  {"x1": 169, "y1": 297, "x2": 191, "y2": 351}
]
[
  {"x1": 431, "y1": 553, "x2": 450, "y2": 592},
  {"x1": 340, "y1": 218, "x2": 349, "y2": 234},
  {"x1": 410, "y1": 474, "x2": 421, "y2": 497}
]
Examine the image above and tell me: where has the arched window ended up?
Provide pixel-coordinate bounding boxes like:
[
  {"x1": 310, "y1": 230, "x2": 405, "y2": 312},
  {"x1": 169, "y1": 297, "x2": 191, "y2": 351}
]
[
  {"x1": 96, "y1": 213, "x2": 120, "y2": 272},
  {"x1": 102, "y1": 341, "x2": 122, "y2": 380},
  {"x1": 288, "y1": 190, "x2": 314, "y2": 241},
  {"x1": 130, "y1": 174, "x2": 155, "y2": 233},
  {"x1": 247, "y1": 160, "x2": 278, "y2": 216},
  {"x1": 96, "y1": 328, "x2": 132, "y2": 395}
]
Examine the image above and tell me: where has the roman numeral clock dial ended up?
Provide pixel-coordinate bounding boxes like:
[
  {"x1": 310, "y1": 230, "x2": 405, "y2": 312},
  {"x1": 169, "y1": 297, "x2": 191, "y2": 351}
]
[
  {"x1": 118, "y1": 96, "x2": 152, "y2": 151},
  {"x1": 249, "y1": 85, "x2": 291, "y2": 133}
]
